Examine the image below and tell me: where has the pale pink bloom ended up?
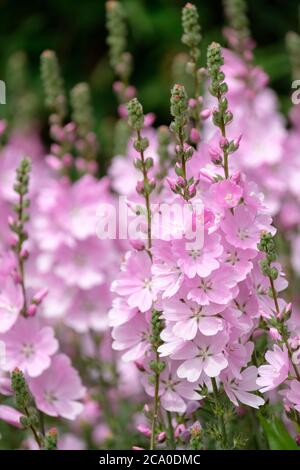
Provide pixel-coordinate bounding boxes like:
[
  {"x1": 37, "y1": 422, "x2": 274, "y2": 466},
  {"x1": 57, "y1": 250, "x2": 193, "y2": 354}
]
[
  {"x1": 0, "y1": 317, "x2": 58, "y2": 377},
  {"x1": 286, "y1": 380, "x2": 300, "y2": 412},
  {"x1": 225, "y1": 341, "x2": 254, "y2": 379},
  {"x1": 58, "y1": 434, "x2": 86, "y2": 450},
  {"x1": 109, "y1": 297, "x2": 138, "y2": 327},
  {"x1": 187, "y1": 266, "x2": 237, "y2": 305},
  {"x1": 34, "y1": 175, "x2": 111, "y2": 250},
  {"x1": 112, "y1": 314, "x2": 150, "y2": 362},
  {"x1": 163, "y1": 297, "x2": 224, "y2": 339},
  {"x1": 220, "y1": 241, "x2": 256, "y2": 282},
  {"x1": 172, "y1": 232, "x2": 223, "y2": 279},
  {"x1": 223, "y1": 366, "x2": 264, "y2": 409},
  {"x1": 29, "y1": 354, "x2": 85, "y2": 420},
  {"x1": 221, "y1": 205, "x2": 274, "y2": 250},
  {"x1": 209, "y1": 180, "x2": 243, "y2": 209},
  {"x1": 152, "y1": 240, "x2": 185, "y2": 298},
  {"x1": 142, "y1": 363, "x2": 200, "y2": 413},
  {"x1": 158, "y1": 325, "x2": 186, "y2": 358},
  {"x1": 65, "y1": 286, "x2": 112, "y2": 333},
  {"x1": 173, "y1": 332, "x2": 229, "y2": 382},
  {"x1": 248, "y1": 261, "x2": 288, "y2": 316},
  {"x1": 0, "y1": 404, "x2": 23, "y2": 428},
  {"x1": 111, "y1": 251, "x2": 155, "y2": 312},
  {"x1": 38, "y1": 238, "x2": 107, "y2": 290},
  {"x1": 257, "y1": 345, "x2": 289, "y2": 393},
  {"x1": 0, "y1": 277, "x2": 23, "y2": 333},
  {"x1": 222, "y1": 282, "x2": 258, "y2": 335}
]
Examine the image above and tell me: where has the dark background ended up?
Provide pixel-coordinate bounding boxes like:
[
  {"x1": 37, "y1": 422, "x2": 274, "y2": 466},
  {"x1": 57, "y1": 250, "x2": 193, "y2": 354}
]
[{"x1": 0, "y1": 0, "x2": 299, "y2": 155}]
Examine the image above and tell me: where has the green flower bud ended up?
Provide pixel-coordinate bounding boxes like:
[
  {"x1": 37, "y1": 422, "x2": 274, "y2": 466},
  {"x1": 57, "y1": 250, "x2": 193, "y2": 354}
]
[{"x1": 127, "y1": 98, "x2": 144, "y2": 130}]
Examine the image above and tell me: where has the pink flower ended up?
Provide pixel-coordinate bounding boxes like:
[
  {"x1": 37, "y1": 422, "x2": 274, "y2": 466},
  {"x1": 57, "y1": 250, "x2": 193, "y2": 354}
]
[
  {"x1": 0, "y1": 278, "x2": 23, "y2": 333},
  {"x1": 172, "y1": 232, "x2": 223, "y2": 279},
  {"x1": 173, "y1": 332, "x2": 229, "y2": 382},
  {"x1": 38, "y1": 238, "x2": 107, "y2": 290},
  {"x1": 220, "y1": 241, "x2": 256, "y2": 282},
  {"x1": 28, "y1": 354, "x2": 85, "y2": 420},
  {"x1": 286, "y1": 380, "x2": 300, "y2": 412},
  {"x1": 112, "y1": 314, "x2": 150, "y2": 362},
  {"x1": 187, "y1": 267, "x2": 237, "y2": 305},
  {"x1": 142, "y1": 363, "x2": 200, "y2": 413},
  {"x1": 111, "y1": 251, "x2": 155, "y2": 312},
  {"x1": 109, "y1": 297, "x2": 138, "y2": 327},
  {"x1": 0, "y1": 317, "x2": 58, "y2": 377},
  {"x1": 209, "y1": 180, "x2": 243, "y2": 209},
  {"x1": 152, "y1": 242, "x2": 185, "y2": 299},
  {"x1": 0, "y1": 404, "x2": 23, "y2": 428},
  {"x1": 222, "y1": 205, "x2": 274, "y2": 250},
  {"x1": 223, "y1": 366, "x2": 264, "y2": 409},
  {"x1": 65, "y1": 286, "x2": 112, "y2": 333},
  {"x1": 257, "y1": 345, "x2": 289, "y2": 393},
  {"x1": 163, "y1": 297, "x2": 224, "y2": 339}
]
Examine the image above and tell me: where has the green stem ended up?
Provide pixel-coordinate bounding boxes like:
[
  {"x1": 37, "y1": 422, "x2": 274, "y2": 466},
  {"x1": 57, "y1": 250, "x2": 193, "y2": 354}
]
[
  {"x1": 269, "y1": 275, "x2": 300, "y2": 381},
  {"x1": 137, "y1": 129, "x2": 152, "y2": 253},
  {"x1": 24, "y1": 406, "x2": 42, "y2": 449},
  {"x1": 150, "y1": 352, "x2": 160, "y2": 450},
  {"x1": 211, "y1": 378, "x2": 227, "y2": 449},
  {"x1": 166, "y1": 411, "x2": 176, "y2": 449},
  {"x1": 217, "y1": 91, "x2": 229, "y2": 179},
  {"x1": 17, "y1": 191, "x2": 27, "y2": 315}
]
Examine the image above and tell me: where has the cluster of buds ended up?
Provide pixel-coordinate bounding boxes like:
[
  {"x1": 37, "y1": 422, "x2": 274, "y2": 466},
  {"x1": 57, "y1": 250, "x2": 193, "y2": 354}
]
[
  {"x1": 127, "y1": 98, "x2": 154, "y2": 250},
  {"x1": 207, "y1": 42, "x2": 241, "y2": 178},
  {"x1": 223, "y1": 0, "x2": 253, "y2": 59},
  {"x1": 40, "y1": 50, "x2": 66, "y2": 125},
  {"x1": 149, "y1": 310, "x2": 165, "y2": 379},
  {"x1": 127, "y1": 98, "x2": 155, "y2": 197},
  {"x1": 70, "y1": 82, "x2": 98, "y2": 169},
  {"x1": 9, "y1": 158, "x2": 31, "y2": 314},
  {"x1": 257, "y1": 232, "x2": 291, "y2": 341},
  {"x1": 41, "y1": 51, "x2": 98, "y2": 176},
  {"x1": 106, "y1": 1, "x2": 132, "y2": 99},
  {"x1": 43, "y1": 428, "x2": 58, "y2": 450},
  {"x1": 181, "y1": 3, "x2": 204, "y2": 130},
  {"x1": 169, "y1": 84, "x2": 198, "y2": 200},
  {"x1": 286, "y1": 31, "x2": 300, "y2": 81},
  {"x1": 258, "y1": 232, "x2": 279, "y2": 282}
]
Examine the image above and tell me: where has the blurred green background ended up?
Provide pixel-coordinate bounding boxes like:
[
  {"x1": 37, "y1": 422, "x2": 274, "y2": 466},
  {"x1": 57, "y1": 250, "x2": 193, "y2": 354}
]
[{"x1": 0, "y1": 0, "x2": 299, "y2": 155}]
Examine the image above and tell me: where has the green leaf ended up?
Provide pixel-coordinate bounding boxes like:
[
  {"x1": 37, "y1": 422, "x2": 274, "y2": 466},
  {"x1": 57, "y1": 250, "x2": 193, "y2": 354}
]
[{"x1": 259, "y1": 416, "x2": 299, "y2": 450}]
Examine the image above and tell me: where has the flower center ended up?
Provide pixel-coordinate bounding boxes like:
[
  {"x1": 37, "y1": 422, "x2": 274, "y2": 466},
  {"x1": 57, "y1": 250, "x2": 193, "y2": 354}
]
[
  {"x1": 188, "y1": 249, "x2": 201, "y2": 260},
  {"x1": 226, "y1": 250, "x2": 240, "y2": 265},
  {"x1": 237, "y1": 228, "x2": 249, "y2": 240},
  {"x1": 21, "y1": 343, "x2": 35, "y2": 358},
  {"x1": 45, "y1": 390, "x2": 57, "y2": 404}
]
